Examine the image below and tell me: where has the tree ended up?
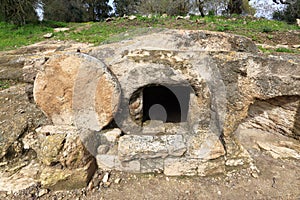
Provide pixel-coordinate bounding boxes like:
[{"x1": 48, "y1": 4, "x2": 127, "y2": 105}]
[
  {"x1": 135, "y1": 0, "x2": 190, "y2": 16},
  {"x1": 114, "y1": 0, "x2": 139, "y2": 16},
  {"x1": 43, "y1": 0, "x2": 86, "y2": 22},
  {"x1": 227, "y1": 0, "x2": 243, "y2": 14},
  {"x1": 273, "y1": 0, "x2": 300, "y2": 23},
  {"x1": 0, "y1": 0, "x2": 39, "y2": 25},
  {"x1": 84, "y1": 0, "x2": 112, "y2": 21},
  {"x1": 43, "y1": 0, "x2": 111, "y2": 22},
  {"x1": 227, "y1": 0, "x2": 255, "y2": 15}
]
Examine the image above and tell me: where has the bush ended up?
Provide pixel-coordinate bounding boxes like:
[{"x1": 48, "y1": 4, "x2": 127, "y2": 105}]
[
  {"x1": 136, "y1": 0, "x2": 190, "y2": 16},
  {"x1": 273, "y1": 0, "x2": 300, "y2": 24}
]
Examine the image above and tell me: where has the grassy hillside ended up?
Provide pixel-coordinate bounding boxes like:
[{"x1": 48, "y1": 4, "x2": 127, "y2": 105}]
[{"x1": 0, "y1": 15, "x2": 299, "y2": 52}]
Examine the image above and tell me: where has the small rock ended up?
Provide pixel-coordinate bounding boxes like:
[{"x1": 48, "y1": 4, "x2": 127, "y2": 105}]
[
  {"x1": 106, "y1": 17, "x2": 114, "y2": 22},
  {"x1": 53, "y1": 28, "x2": 70, "y2": 33},
  {"x1": 148, "y1": 14, "x2": 153, "y2": 19},
  {"x1": 292, "y1": 45, "x2": 300, "y2": 49},
  {"x1": 38, "y1": 189, "x2": 48, "y2": 197},
  {"x1": 103, "y1": 182, "x2": 111, "y2": 188},
  {"x1": 114, "y1": 178, "x2": 121, "y2": 184},
  {"x1": 251, "y1": 172, "x2": 259, "y2": 178},
  {"x1": 97, "y1": 145, "x2": 110, "y2": 154},
  {"x1": 43, "y1": 33, "x2": 53, "y2": 39},
  {"x1": 184, "y1": 16, "x2": 190, "y2": 20},
  {"x1": 296, "y1": 19, "x2": 300, "y2": 27},
  {"x1": 128, "y1": 15, "x2": 137, "y2": 20},
  {"x1": 102, "y1": 172, "x2": 110, "y2": 183},
  {"x1": 103, "y1": 128, "x2": 122, "y2": 143},
  {"x1": 161, "y1": 14, "x2": 168, "y2": 18},
  {"x1": 217, "y1": 191, "x2": 222, "y2": 196},
  {"x1": 276, "y1": 44, "x2": 289, "y2": 49},
  {"x1": 176, "y1": 16, "x2": 184, "y2": 20}
]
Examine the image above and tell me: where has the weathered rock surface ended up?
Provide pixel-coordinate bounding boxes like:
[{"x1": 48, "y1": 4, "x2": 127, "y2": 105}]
[
  {"x1": 1, "y1": 29, "x2": 299, "y2": 192},
  {"x1": 242, "y1": 96, "x2": 299, "y2": 140},
  {"x1": 33, "y1": 53, "x2": 120, "y2": 130},
  {"x1": 0, "y1": 41, "x2": 91, "y2": 82},
  {"x1": 23, "y1": 125, "x2": 97, "y2": 190},
  {"x1": 118, "y1": 135, "x2": 186, "y2": 161},
  {"x1": 164, "y1": 158, "x2": 225, "y2": 176},
  {"x1": 0, "y1": 84, "x2": 48, "y2": 159},
  {"x1": 0, "y1": 161, "x2": 41, "y2": 192}
]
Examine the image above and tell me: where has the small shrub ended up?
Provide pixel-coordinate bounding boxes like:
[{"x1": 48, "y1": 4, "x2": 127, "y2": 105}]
[
  {"x1": 0, "y1": 80, "x2": 10, "y2": 90},
  {"x1": 216, "y1": 25, "x2": 229, "y2": 32},
  {"x1": 261, "y1": 26, "x2": 273, "y2": 33},
  {"x1": 275, "y1": 48, "x2": 294, "y2": 53}
]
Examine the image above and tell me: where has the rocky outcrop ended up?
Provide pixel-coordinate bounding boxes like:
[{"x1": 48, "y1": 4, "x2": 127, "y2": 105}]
[
  {"x1": 0, "y1": 84, "x2": 48, "y2": 159},
  {"x1": 241, "y1": 96, "x2": 299, "y2": 140},
  {"x1": 0, "y1": 29, "x2": 299, "y2": 192}
]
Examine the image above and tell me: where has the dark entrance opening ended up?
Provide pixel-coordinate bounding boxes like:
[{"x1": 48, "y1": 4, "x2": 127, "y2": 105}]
[{"x1": 142, "y1": 85, "x2": 190, "y2": 123}]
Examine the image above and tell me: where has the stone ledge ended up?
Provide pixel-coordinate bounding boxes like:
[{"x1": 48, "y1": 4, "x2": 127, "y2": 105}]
[
  {"x1": 164, "y1": 158, "x2": 225, "y2": 176},
  {"x1": 118, "y1": 134, "x2": 186, "y2": 161}
]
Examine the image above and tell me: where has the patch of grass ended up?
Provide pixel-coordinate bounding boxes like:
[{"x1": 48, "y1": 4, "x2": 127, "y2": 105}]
[
  {"x1": 275, "y1": 47, "x2": 295, "y2": 53},
  {"x1": 261, "y1": 26, "x2": 273, "y2": 33},
  {"x1": 0, "y1": 15, "x2": 299, "y2": 51},
  {"x1": 0, "y1": 21, "x2": 67, "y2": 51},
  {"x1": 0, "y1": 80, "x2": 10, "y2": 90},
  {"x1": 258, "y1": 46, "x2": 272, "y2": 53}
]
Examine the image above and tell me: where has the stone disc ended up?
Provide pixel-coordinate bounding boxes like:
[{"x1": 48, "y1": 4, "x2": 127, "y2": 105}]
[{"x1": 33, "y1": 53, "x2": 120, "y2": 131}]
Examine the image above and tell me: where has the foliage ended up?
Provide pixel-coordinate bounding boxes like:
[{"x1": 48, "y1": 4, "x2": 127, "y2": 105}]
[
  {"x1": 227, "y1": 0, "x2": 254, "y2": 15},
  {"x1": 135, "y1": 0, "x2": 190, "y2": 16},
  {"x1": 275, "y1": 47, "x2": 295, "y2": 53},
  {"x1": 114, "y1": 0, "x2": 139, "y2": 16},
  {"x1": 43, "y1": 0, "x2": 111, "y2": 22},
  {"x1": 43, "y1": 0, "x2": 85, "y2": 22},
  {"x1": 0, "y1": 21, "x2": 64, "y2": 51},
  {"x1": 83, "y1": 0, "x2": 112, "y2": 21},
  {"x1": 0, "y1": 0, "x2": 39, "y2": 25},
  {"x1": 273, "y1": 0, "x2": 300, "y2": 23},
  {"x1": 0, "y1": 80, "x2": 10, "y2": 90}
]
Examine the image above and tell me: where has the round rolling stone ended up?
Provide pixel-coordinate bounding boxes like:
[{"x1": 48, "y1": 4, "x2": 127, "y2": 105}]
[{"x1": 33, "y1": 53, "x2": 120, "y2": 131}]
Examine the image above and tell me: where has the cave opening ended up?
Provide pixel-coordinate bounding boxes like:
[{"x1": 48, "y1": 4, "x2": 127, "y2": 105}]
[{"x1": 142, "y1": 85, "x2": 190, "y2": 123}]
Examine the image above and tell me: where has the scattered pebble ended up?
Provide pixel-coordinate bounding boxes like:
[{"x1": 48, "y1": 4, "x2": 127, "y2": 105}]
[
  {"x1": 114, "y1": 178, "x2": 121, "y2": 184},
  {"x1": 38, "y1": 189, "x2": 48, "y2": 197},
  {"x1": 102, "y1": 172, "x2": 110, "y2": 183}
]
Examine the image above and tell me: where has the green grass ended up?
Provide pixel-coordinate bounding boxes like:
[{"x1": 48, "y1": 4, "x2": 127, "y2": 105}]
[
  {"x1": 0, "y1": 15, "x2": 299, "y2": 51},
  {"x1": 0, "y1": 21, "x2": 68, "y2": 51},
  {"x1": 0, "y1": 80, "x2": 11, "y2": 90},
  {"x1": 275, "y1": 47, "x2": 296, "y2": 53},
  {"x1": 258, "y1": 45, "x2": 298, "y2": 54}
]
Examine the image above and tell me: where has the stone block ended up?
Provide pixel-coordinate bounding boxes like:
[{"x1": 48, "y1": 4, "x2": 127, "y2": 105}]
[
  {"x1": 118, "y1": 135, "x2": 186, "y2": 161},
  {"x1": 164, "y1": 158, "x2": 225, "y2": 176},
  {"x1": 96, "y1": 154, "x2": 140, "y2": 172},
  {"x1": 140, "y1": 159, "x2": 164, "y2": 173}
]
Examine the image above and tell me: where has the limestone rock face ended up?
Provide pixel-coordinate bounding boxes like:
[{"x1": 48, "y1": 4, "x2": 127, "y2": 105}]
[
  {"x1": 242, "y1": 96, "x2": 300, "y2": 140},
  {"x1": 33, "y1": 53, "x2": 120, "y2": 131},
  {"x1": 87, "y1": 29, "x2": 299, "y2": 176},
  {"x1": 23, "y1": 125, "x2": 97, "y2": 190},
  {"x1": 118, "y1": 135, "x2": 187, "y2": 161},
  {"x1": 1, "y1": 29, "x2": 299, "y2": 192},
  {"x1": 0, "y1": 85, "x2": 47, "y2": 159}
]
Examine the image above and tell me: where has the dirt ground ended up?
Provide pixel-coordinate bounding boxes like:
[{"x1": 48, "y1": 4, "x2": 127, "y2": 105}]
[{"x1": 0, "y1": 132, "x2": 299, "y2": 200}]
